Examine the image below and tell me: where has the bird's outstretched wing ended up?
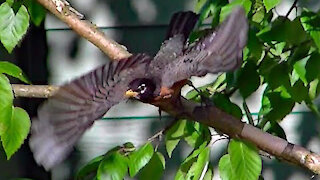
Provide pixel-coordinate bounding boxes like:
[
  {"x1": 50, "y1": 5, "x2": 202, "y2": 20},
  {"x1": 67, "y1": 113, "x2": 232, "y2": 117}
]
[
  {"x1": 29, "y1": 54, "x2": 152, "y2": 170},
  {"x1": 153, "y1": 11, "x2": 199, "y2": 68},
  {"x1": 161, "y1": 7, "x2": 248, "y2": 88}
]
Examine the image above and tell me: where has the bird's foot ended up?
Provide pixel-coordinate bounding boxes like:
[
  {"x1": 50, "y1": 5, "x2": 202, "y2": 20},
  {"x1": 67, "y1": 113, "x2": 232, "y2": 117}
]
[{"x1": 187, "y1": 80, "x2": 213, "y2": 107}]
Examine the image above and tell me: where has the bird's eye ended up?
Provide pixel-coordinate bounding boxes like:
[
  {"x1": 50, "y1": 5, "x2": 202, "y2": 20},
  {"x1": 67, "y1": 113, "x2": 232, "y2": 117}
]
[{"x1": 138, "y1": 84, "x2": 147, "y2": 93}]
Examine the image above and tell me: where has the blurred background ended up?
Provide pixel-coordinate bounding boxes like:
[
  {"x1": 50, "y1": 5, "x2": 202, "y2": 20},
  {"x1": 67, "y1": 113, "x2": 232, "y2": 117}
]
[{"x1": 1, "y1": 0, "x2": 320, "y2": 179}]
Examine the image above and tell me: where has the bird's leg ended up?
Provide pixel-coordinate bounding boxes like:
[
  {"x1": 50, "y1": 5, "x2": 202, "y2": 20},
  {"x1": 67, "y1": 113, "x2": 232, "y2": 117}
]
[
  {"x1": 186, "y1": 80, "x2": 203, "y2": 106},
  {"x1": 158, "y1": 108, "x2": 164, "y2": 143},
  {"x1": 158, "y1": 108, "x2": 162, "y2": 121},
  {"x1": 148, "y1": 108, "x2": 164, "y2": 151},
  {"x1": 148, "y1": 118, "x2": 177, "y2": 143},
  {"x1": 186, "y1": 80, "x2": 212, "y2": 107}
]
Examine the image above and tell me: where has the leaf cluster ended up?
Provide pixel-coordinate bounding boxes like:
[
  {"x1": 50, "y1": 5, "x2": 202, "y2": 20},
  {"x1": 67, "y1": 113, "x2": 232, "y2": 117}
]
[
  {"x1": 184, "y1": 0, "x2": 320, "y2": 179},
  {"x1": 0, "y1": 0, "x2": 45, "y2": 161},
  {"x1": 76, "y1": 142, "x2": 164, "y2": 180},
  {"x1": 0, "y1": 61, "x2": 30, "y2": 159},
  {"x1": 0, "y1": 0, "x2": 45, "y2": 53}
]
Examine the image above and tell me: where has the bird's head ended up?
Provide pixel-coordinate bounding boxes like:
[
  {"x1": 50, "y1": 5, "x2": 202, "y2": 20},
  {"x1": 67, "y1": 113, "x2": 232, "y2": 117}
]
[{"x1": 125, "y1": 78, "x2": 156, "y2": 102}]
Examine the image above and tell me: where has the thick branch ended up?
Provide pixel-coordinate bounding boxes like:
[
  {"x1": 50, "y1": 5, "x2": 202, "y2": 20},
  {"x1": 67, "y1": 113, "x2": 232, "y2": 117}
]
[
  {"x1": 12, "y1": 84, "x2": 320, "y2": 174},
  {"x1": 154, "y1": 96, "x2": 320, "y2": 174},
  {"x1": 36, "y1": 0, "x2": 131, "y2": 60}
]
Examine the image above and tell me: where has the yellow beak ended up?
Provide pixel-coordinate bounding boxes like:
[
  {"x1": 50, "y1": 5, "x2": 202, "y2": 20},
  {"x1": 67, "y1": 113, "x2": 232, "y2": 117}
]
[{"x1": 125, "y1": 89, "x2": 139, "y2": 98}]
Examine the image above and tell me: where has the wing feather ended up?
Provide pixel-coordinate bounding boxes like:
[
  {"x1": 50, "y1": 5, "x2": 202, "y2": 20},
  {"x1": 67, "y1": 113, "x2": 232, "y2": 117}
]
[
  {"x1": 29, "y1": 54, "x2": 152, "y2": 170},
  {"x1": 161, "y1": 7, "x2": 248, "y2": 88},
  {"x1": 153, "y1": 11, "x2": 199, "y2": 69}
]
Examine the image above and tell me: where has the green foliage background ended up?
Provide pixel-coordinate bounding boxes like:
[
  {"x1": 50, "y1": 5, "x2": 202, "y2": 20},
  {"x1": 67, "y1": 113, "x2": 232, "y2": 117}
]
[{"x1": 0, "y1": 0, "x2": 320, "y2": 179}]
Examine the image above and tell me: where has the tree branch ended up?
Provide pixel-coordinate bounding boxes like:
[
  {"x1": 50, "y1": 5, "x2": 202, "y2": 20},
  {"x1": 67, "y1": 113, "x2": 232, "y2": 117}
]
[
  {"x1": 20, "y1": 0, "x2": 319, "y2": 174},
  {"x1": 12, "y1": 84, "x2": 59, "y2": 98},
  {"x1": 36, "y1": 0, "x2": 131, "y2": 60},
  {"x1": 152, "y1": 94, "x2": 320, "y2": 175},
  {"x1": 12, "y1": 83, "x2": 320, "y2": 174}
]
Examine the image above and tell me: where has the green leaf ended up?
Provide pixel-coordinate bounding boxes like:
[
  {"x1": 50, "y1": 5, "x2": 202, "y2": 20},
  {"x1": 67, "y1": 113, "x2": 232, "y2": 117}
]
[
  {"x1": 128, "y1": 142, "x2": 154, "y2": 177},
  {"x1": 0, "y1": 74, "x2": 13, "y2": 135},
  {"x1": 306, "y1": 52, "x2": 320, "y2": 82},
  {"x1": 258, "y1": 55, "x2": 279, "y2": 76},
  {"x1": 226, "y1": 71, "x2": 240, "y2": 89},
  {"x1": 287, "y1": 43, "x2": 311, "y2": 67},
  {"x1": 287, "y1": 80, "x2": 309, "y2": 103},
  {"x1": 257, "y1": 17, "x2": 307, "y2": 46},
  {"x1": 238, "y1": 61, "x2": 261, "y2": 99},
  {"x1": 139, "y1": 152, "x2": 165, "y2": 180},
  {"x1": 197, "y1": 0, "x2": 213, "y2": 23},
  {"x1": 263, "y1": 0, "x2": 282, "y2": 12},
  {"x1": 184, "y1": 122, "x2": 211, "y2": 148},
  {"x1": 212, "y1": 93, "x2": 243, "y2": 119},
  {"x1": 292, "y1": 56, "x2": 308, "y2": 86},
  {"x1": 259, "y1": 89, "x2": 295, "y2": 121},
  {"x1": 6, "y1": 0, "x2": 14, "y2": 6},
  {"x1": 263, "y1": 121, "x2": 287, "y2": 140},
  {"x1": 76, "y1": 155, "x2": 104, "y2": 180},
  {"x1": 187, "y1": 146, "x2": 210, "y2": 180},
  {"x1": 0, "y1": 61, "x2": 30, "y2": 83},
  {"x1": 25, "y1": 0, "x2": 46, "y2": 26},
  {"x1": 0, "y1": 3, "x2": 30, "y2": 53},
  {"x1": 219, "y1": 154, "x2": 234, "y2": 180},
  {"x1": 300, "y1": 10, "x2": 320, "y2": 51},
  {"x1": 203, "y1": 166, "x2": 213, "y2": 180},
  {"x1": 195, "y1": 0, "x2": 208, "y2": 13},
  {"x1": 220, "y1": 0, "x2": 251, "y2": 22},
  {"x1": 229, "y1": 140, "x2": 262, "y2": 180},
  {"x1": 97, "y1": 152, "x2": 128, "y2": 180},
  {"x1": 221, "y1": 139, "x2": 262, "y2": 180},
  {"x1": 252, "y1": 0, "x2": 265, "y2": 23},
  {"x1": 261, "y1": 58, "x2": 308, "y2": 103},
  {"x1": 165, "y1": 120, "x2": 186, "y2": 157},
  {"x1": 1, "y1": 107, "x2": 30, "y2": 159},
  {"x1": 207, "y1": 73, "x2": 227, "y2": 93},
  {"x1": 174, "y1": 142, "x2": 207, "y2": 180},
  {"x1": 309, "y1": 79, "x2": 320, "y2": 100},
  {"x1": 309, "y1": 31, "x2": 320, "y2": 52},
  {"x1": 247, "y1": 30, "x2": 263, "y2": 60},
  {"x1": 262, "y1": 63, "x2": 290, "y2": 90},
  {"x1": 185, "y1": 73, "x2": 226, "y2": 100}
]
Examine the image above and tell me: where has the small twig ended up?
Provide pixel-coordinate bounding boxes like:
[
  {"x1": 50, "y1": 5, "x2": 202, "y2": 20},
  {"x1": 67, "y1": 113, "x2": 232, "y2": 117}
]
[
  {"x1": 148, "y1": 130, "x2": 164, "y2": 142},
  {"x1": 199, "y1": 161, "x2": 209, "y2": 180},
  {"x1": 12, "y1": 84, "x2": 59, "y2": 98},
  {"x1": 148, "y1": 119, "x2": 177, "y2": 142},
  {"x1": 285, "y1": 0, "x2": 298, "y2": 18},
  {"x1": 243, "y1": 101, "x2": 255, "y2": 125},
  {"x1": 273, "y1": 8, "x2": 280, "y2": 17},
  {"x1": 148, "y1": 119, "x2": 178, "y2": 151}
]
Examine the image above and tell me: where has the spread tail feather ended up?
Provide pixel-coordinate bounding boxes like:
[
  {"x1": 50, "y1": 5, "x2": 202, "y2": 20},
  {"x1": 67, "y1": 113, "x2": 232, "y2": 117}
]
[{"x1": 165, "y1": 11, "x2": 199, "y2": 41}]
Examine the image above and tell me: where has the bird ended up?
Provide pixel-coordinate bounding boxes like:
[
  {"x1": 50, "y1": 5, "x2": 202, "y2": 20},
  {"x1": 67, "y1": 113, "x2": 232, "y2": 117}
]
[{"x1": 29, "y1": 7, "x2": 248, "y2": 170}]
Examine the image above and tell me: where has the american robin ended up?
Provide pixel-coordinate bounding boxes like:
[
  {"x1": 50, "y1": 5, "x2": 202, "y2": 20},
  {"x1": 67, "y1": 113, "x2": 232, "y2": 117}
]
[{"x1": 30, "y1": 7, "x2": 248, "y2": 170}]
